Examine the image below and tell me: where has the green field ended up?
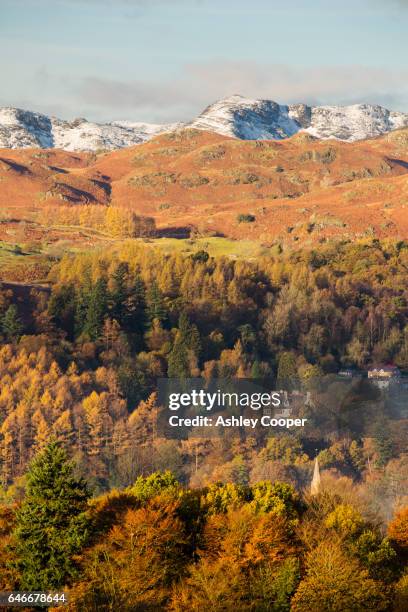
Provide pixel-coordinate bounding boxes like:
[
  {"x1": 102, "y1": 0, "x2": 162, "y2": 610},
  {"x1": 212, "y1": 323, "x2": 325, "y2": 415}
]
[
  {"x1": 0, "y1": 234, "x2": 268, "y2": 282},
  {"x1": 140, "y1": 236, "x2": 268, "y2": 259}
]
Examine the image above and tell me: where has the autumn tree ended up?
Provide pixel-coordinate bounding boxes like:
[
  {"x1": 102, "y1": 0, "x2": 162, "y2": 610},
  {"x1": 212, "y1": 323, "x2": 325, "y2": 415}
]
[
  {"x1": 277, "y1": 352, "x2": 297, "y2": 387},
  {"x1": 171, "y1": 503, "x2": 296, "y2": 611},
  {"x1": 129, "y1": 470, "x2": 180, "y2": 503},
  {"x1": 388, "y1": 506, "x2": 408, "y2": 554},
  {"x1": 69, "y1": 497, "x2": 189, "y2": 611},
  {"x1": 290, "y1": 541, "x2": 389, "y2": 611}
]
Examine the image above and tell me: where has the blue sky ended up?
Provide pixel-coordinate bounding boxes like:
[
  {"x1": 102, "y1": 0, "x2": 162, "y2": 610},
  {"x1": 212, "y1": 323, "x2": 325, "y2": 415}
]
[{"x1": 1, "y1": 0, "x2": 408, "y2": 122}]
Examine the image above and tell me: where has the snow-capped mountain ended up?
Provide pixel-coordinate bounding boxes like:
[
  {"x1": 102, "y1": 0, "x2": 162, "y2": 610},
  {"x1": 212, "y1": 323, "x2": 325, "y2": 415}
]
[
  {"x1": 1, "y1": 95, "x2": 408, "y2": 151},
  {"x1": 189, "y1": 95, "x2": 408, "y2": 142},
  {"x1": 0, "y1": 107, "x2": 179, "y2": 152},
  {"x1": 190, "y1": 96, "x2": 301, "y2": 139}
]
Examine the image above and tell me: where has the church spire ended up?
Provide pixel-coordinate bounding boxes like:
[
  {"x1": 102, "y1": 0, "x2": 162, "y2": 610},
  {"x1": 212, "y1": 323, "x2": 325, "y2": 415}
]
[{"x1": 310, "y1": 456, "x2": 321, "y2": 496}]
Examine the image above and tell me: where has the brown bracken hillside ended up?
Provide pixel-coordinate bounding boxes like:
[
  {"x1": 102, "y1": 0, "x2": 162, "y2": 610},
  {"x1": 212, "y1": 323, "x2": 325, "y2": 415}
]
[{"x1": 1, "y1": 128, "x2": 408, "y2": 245}]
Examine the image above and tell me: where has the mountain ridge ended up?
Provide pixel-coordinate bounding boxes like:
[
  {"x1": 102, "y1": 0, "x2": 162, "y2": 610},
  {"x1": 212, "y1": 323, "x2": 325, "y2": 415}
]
[{"x1": 1, "y1": 95, "x2": 408, "y2": 152}]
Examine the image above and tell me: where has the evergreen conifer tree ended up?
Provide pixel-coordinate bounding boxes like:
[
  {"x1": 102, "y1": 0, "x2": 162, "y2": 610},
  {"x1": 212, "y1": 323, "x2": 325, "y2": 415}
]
[
  {"x1": 82, "y1": 278, "x2": 108, "y2": 340},
  {"x1": 124, "y1": 273, "x2": 147, "y2": 335},
  {"x1": 167, "y1": 331, "x2": 190, "y2": 378},
  {"x1": 48, "y1": 284, "x2": 76, "y2": 338},
  {"x1": 373, "y1": 418, "x2": 394, "y2": 467},
  {"x1": 178, "y1": 312, "x2": 201, "y2": 359},
  {"x1": 250, "y1": 359, "x2": 263, "y2": 380},
  {"x1": 110, "y1": 262, "x2": 128, "y2": 325},
  {"x1": 167, "y1": 313, "x2": 203, "y2": 378},
  {"x1": 146, "y1": 281, "x2": 167, "y2": 324},
  {"x1": 14, "y1": 441, "x2": 90, "y2": 589},
  {"x1": 2, "y1": 304, "x2": 23, "y2": 341},
  {"x1": 188, "y1": 323, "x2": 202, "y2": 361},
  {"x1": 74, "y1": 279, "x2": 91, "y2": 339}
]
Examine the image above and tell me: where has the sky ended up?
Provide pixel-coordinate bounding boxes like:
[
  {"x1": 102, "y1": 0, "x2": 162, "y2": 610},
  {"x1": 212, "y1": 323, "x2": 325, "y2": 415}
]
[{"x1": 1, "y1": 0, "x2": 408, "y2": 123}]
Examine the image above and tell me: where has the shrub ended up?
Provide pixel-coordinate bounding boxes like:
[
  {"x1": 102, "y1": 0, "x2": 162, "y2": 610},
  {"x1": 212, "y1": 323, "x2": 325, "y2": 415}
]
[
  {"x1": 237, "y1": 214, "x2": 256, "y2": 223},
  {"x1": 191, "y1": 250, "x2": 209, "y2": 263}
]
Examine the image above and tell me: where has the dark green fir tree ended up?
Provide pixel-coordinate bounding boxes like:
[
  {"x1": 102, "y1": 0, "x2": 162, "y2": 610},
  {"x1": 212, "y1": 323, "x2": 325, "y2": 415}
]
[
  {"x1": 146, "y1": 281, "x2": 167, "y2": 324},
  {"x1": 2, "y1": 304, "x2": 23, "y2": 341},
  {"x1": 82, "y1": 277, "x2": 108, "y2": 340},
  {"x1": 167, "y1": 330, "x2": 190, "y2": 378},
  {"x1": 250, "y1": 359, "x2": 263, "y2": 381},
  {"x1": 124, "y1": 272, "x2": 147, "y2": 335},
  {"x1": 14, "y1": 441, "x2": 91, "y2": 590},
  {"x1": 110, "y1": 261, "x2": 129, "y2": 325},
  {"x1": 178, "y1": 312, "x2": 201, "y2": 360},
  {"x1": 74, "y1": 275, "x2": 92, "y2": 338},
  {"x1": 373, "y1": 418, "x2": 394, "y2": 468},
  {"x1": 48, "y1": 284, "x2": 76, "y2": 338}
]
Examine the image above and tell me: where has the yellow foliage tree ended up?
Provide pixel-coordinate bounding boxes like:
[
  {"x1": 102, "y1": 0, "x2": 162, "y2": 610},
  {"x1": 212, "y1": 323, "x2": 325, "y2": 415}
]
[{"x1": 291, "y1": 541, "x2": 389, "y2": 611}]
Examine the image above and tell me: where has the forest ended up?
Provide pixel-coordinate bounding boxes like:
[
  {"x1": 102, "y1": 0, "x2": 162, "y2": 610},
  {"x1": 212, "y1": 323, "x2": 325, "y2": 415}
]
[
  {"x1": 0, "y1": 443, "x2": 407, "y2": 610},
  {"x1": 0, "y1": 237, "x2": 407, "y2": 609}
]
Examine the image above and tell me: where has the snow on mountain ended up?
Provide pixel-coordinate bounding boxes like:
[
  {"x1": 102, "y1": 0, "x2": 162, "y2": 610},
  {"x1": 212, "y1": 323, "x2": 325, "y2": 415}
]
[
  {"x1": 189, "y1": 95, "x2": 301, "y2": 139},
  {"x1": 190, "y1": 95, "x2": 408, "y2": 142},
  {"x1": 1, "y1": 96, "x2": 408, "y2": 152},
  {"x1": 0, "y1": 107, "x2": 179, "y2": 152},
  {"x1": 300, "y1": 103, "x2": 408, "y2": 141}
]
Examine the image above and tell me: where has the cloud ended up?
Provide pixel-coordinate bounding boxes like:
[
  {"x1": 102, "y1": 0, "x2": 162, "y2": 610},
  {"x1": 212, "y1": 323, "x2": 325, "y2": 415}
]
[
  {"x1": 75, "y1": 76, "x2": 196, "y2": 120},
  {"x1": 187, "y1": 61, "x2": 408, "y2": 106},
  {"x1": 73, "y1": 61, "x2": 408, "y2": 123},
  {"x1": 77, "y1": 76, "x2": 184, "y2": 110},
  {"x1": 5, "y1": 58, "x2": 407, "y2": 123}
]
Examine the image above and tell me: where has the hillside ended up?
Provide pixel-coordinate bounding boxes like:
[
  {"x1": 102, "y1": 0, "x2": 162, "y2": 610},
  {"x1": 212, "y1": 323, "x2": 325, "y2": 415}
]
[{"x1": 0, "y1": 127, "x2": 408, "y2": 258}]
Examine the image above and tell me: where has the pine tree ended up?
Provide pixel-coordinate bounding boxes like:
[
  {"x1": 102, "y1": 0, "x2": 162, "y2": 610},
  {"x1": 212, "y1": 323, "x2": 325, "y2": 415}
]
[
  {"x1": 74, "y1": 283, "x2": 91, "y2": 339},
  {"x1": 110, "y1": 262, "x2": 128, "y2": 325},
  {"x1": 167, "y1": 331, "x2": 190, "y2": 379},
  {"x1": 373, "y1": 418, "x2": 394, "y2": 467},
  {"x1": 146, "y1": 281, "x2": 167, "y2": 324},
  {"x1": 2, "y1": 304, "x2": 23, "y2": 341},
  {"x1": 48, "y1": 284, "x2": 76, "y2": 338},
  {"x1": 250, "y1": 359, "x2": 263, "y2": 380},
  {"x1": 14, "y1": 441, "x2": 90, "y2": 589},
  {"x1": 239, "y1": 324, "x2": 257, "y2": 352},
  {"x1": 189, "y1": 323, "x2": 202, "y2": 361},
  {"x1": 167, "y1": 312, "x2": 202, "y2": 378},
  {"x1": 178, "y1": 312, "x2": 191, "y2": 339},
  {"x1": 82, "y1": 278, "x2": 108, "y2": 341},
  {"x1": 178, "y1": 312, "x2": 201, "y2": 360},
  {"x1": 124, "y1": 273, "x2": 147, "y2": 335},
  {"x1": 117, "y1": 360, "x2": 147, "y2": 409}
]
